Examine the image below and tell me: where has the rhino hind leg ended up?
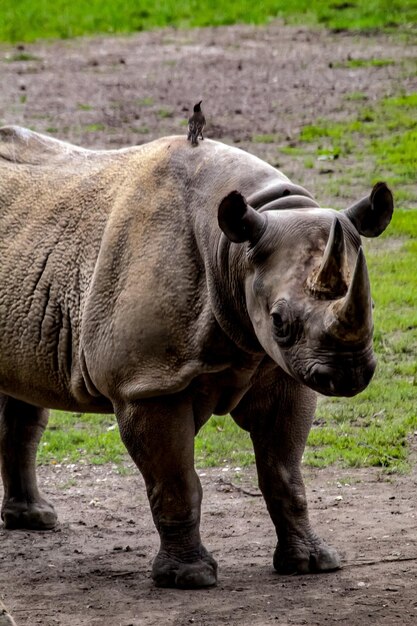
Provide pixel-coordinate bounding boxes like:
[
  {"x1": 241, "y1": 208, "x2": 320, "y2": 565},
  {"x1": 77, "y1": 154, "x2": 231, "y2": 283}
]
[
  {"x1": 231, "y1": 374, "x2": 340, "y2": 576},
  {"x1": 116, "y1": 396, "x2": 217, "y2": 589},
  {"x1": 0, "y1": 394, "x2": 57, "y2": 530}
]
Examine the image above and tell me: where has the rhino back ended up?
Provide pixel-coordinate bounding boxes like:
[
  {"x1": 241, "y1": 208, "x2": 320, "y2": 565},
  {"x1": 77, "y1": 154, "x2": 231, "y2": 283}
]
[{"x1": 0, "y1": 125, "x2": 93, "y2": 164}]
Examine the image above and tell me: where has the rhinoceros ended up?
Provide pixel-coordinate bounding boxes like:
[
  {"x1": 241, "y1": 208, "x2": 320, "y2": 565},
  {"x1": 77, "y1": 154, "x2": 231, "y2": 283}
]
[{"x1": 0, "y1": 126, "x2": 393, "y2": 588}]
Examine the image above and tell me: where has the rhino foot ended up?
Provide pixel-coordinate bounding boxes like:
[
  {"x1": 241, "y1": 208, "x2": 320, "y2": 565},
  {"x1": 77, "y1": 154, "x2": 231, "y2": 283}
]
[
  {"x1": 273, "y1": 535, "x2": 340, "y2": 575},
  {"x1": 152, "y1": 549, "x2": 218, "y2": 589},
  {"x1": 2, "y1": 498, "x2": 57, "y2": 530}
]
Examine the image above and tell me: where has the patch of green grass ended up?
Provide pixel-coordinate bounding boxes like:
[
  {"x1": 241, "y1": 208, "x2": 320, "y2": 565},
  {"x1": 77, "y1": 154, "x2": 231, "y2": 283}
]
[
  {"x1": 39, "y1": 411, "x2": 253, "y2": 467},
  {"x1": 157, "y1": 107, "x2": 173, "y2": 119},
  {"x1": 38, "y1": 412, "x2": 126, "y2": 465},
  {"x1": 77, "y1": 103, "x2": 93, "y2": 111},
  {"x1": 1, "y1": 0, "x2": 416, "y2": 43},
  {"x1": 195, "y1": 415, "x2": 254, "y2": 468},
  {"x1": 252, "y1": 134, "x2": 279, "y2": 144},
  {"x1": 131, "y1": 124, "x2": 150, "y2": 133},
  {"x1": 305, "y1": 418, "x2": 412, "y2": 471},
  {"x1": 39, "y1": 410, "x2": 253, "y2": 468},
  {"x1": 292, "y1": 92, "x2": 417, "y2": 206},
  {"x1": 343, "y1": 91, "x2": 369, "y2": 102},
  {"x1": 136, "y1": 96, "x2": 154, "y2": 107},
  {"x1": 4, "y1": 51, "x2": 41, "y2": 61},
  {"x1": 84, "y1": 123, "x2": 106, "y2": 132},
  {"x1": 279, "y1": 145, "x2": 306, "y2": 156},
  {"x1": 334, "y1": 57, "x2": 396, "y2": 69}
]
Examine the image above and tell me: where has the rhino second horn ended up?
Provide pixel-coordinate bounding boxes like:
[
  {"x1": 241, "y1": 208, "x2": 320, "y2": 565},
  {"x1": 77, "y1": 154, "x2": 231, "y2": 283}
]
[
  {"x1": 336, "y1": 246, "x2": 373, "y2": 336},
  {"x1": 309, "y1": 216, "x2": 349, "y2": 299}
]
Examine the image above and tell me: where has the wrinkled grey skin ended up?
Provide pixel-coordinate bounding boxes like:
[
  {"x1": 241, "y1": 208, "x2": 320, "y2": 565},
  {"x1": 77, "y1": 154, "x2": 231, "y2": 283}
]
[{"x1": 0, "y1": 126, "x2": 393, "y2": 589}]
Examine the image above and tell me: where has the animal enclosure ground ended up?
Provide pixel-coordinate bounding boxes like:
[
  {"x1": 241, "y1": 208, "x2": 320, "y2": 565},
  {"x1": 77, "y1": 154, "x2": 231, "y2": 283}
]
[
  {"x1": 1, "y1": 460, "x2": 417, "y2": 625},
  {"x1": 0, "y1": 21, "x2": 416, "y2": 626}
]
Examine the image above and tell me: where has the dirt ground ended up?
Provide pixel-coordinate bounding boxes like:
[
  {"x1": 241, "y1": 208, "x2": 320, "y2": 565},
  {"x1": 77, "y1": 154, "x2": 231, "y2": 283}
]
[
  {"x1": 1, "y1": 460, "x2": 417, "y2": 626},
  {"x1": 0, "y1": 20, "x2": 417, "y2": 626}
]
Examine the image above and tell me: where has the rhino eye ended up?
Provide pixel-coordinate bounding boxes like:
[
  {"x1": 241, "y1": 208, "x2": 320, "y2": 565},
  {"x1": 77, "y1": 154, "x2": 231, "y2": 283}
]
[{"x1": 271, "y1": 299, "x2": 294, "y2": 347}]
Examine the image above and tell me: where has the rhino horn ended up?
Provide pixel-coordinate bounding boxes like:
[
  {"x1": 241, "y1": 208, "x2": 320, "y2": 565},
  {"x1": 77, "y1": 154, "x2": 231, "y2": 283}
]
[
  {"x1": 309, "y1": 216, "x2": 349, "y2": 298},
  {"x1": 333, "y1": 246, "x2": 373, "y2": 337}
]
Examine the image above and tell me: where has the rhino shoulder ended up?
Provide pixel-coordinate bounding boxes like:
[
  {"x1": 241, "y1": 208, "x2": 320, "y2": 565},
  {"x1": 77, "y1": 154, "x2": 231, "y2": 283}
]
[{"x1": 0, "y1": 125, "x2": 93, "y2": 165}]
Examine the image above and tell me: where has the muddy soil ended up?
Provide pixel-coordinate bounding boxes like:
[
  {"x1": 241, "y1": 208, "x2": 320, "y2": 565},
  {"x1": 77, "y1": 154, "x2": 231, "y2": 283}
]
[
  {"x1": 1, "y1": 461, "x2": 417, "y2": 626},
  {"x1": 0, "y1": 21, "x2": 416, "y2": 626}
]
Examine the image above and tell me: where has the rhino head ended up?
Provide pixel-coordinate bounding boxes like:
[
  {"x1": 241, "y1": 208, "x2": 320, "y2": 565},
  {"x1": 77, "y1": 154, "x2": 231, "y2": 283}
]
[{"x1": 218, "y1": 182, "x2": 393, "y2": 397}]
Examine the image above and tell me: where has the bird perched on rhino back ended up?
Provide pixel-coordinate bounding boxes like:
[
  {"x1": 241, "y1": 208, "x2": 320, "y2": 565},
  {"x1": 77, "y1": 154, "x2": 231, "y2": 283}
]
[{"x1": 187, "y1": 100, "x2": 205, "y2": 146}]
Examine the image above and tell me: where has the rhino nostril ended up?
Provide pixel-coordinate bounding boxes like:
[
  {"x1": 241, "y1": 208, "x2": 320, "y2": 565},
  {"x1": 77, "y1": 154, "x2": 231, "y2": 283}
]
[{"x1": 310, "y1": 366, "x2": 337, "y2": 393}]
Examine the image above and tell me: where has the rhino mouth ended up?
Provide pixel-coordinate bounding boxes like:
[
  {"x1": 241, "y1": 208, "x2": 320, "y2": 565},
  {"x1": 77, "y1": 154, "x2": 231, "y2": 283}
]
[{"x1": 304, "y1": 350, "x2": 376, "y2": 397}]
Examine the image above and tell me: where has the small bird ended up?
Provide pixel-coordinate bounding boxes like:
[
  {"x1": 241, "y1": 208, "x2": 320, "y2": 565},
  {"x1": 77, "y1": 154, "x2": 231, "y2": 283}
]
[{"x1": 187, "y1": 100, "x2": 205, "y2": 146}]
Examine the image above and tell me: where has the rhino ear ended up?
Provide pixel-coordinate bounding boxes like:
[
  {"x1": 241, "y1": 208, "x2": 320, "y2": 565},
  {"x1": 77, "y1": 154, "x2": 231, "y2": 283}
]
[
  {"x1": 343, "y1": 181, "x2": 394, "y2": 237},
  {"x1": 218, "y1": 190, "x2": 267, "y2": 243}
]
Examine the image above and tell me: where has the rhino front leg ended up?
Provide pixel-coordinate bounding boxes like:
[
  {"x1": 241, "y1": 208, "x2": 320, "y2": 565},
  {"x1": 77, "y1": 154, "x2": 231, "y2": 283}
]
[
  {"x1": 232, "y1": 373, "x2": 340, "y2": 575},
  {"x1": 0, "y1": 394, "x2": 57, "y2": 530},
  {"x1": 115, "y1": 395, "x2": 217, "y2": 588}
]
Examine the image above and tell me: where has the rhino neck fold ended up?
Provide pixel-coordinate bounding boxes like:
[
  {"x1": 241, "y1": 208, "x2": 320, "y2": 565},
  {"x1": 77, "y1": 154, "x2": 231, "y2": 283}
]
[{"x1": 207, "y1": 232, "x2": 263, "y2": 355}]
